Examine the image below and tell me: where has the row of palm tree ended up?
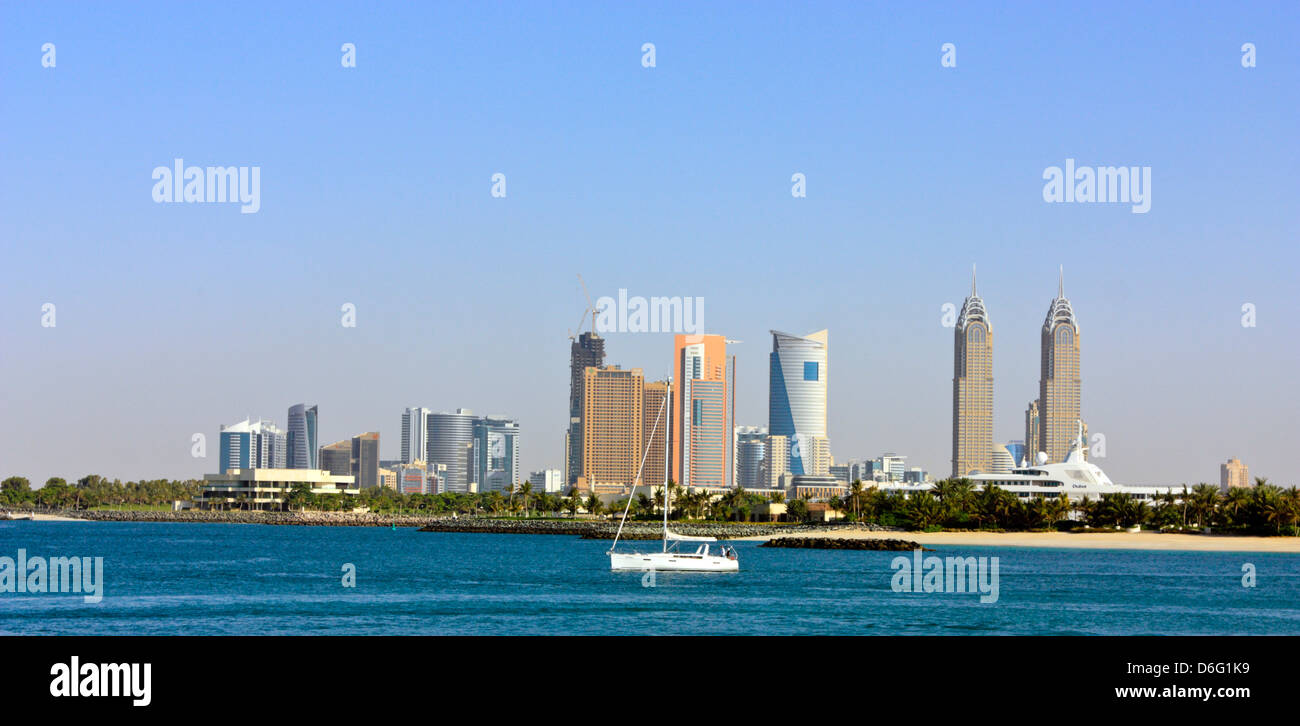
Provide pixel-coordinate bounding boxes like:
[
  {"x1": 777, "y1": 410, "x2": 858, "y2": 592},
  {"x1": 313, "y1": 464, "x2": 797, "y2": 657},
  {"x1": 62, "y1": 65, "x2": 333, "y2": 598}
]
[
  {"x1": 820, "y1": 477, "x2": 1300, "y2": 534},
  {"x1": 1, "y1": 475, "x2": 203, "y2": 509}
]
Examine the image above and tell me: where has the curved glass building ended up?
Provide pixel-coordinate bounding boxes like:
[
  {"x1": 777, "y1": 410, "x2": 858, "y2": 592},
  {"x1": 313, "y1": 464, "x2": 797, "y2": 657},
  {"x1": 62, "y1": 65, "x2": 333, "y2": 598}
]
[
  {"x1": 287, "y1": 403, "x2": 318, "y2": 469},
  {"x1": 427, "y1": 409, "x2": 477, "y2": 493},
  {"x1": 768, "y1": 329, "x2": 828, "y2": 476}
]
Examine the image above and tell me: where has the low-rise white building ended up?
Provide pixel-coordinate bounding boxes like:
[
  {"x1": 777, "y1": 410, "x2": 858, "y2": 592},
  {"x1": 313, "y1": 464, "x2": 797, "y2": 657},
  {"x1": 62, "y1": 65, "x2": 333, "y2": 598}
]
[{"x1": 198, "y1": 468, "x2": 358, "y2": 510}]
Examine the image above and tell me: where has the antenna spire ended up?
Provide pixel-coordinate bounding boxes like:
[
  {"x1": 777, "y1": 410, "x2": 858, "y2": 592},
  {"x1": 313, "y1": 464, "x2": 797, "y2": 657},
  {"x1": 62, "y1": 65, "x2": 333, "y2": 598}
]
[
  {"x1": 971, "y1": 264, "x2": 977, "y2": 296},
  {"x1": 1058, "y1": 265, "x2": 1064, "y2": 298}
]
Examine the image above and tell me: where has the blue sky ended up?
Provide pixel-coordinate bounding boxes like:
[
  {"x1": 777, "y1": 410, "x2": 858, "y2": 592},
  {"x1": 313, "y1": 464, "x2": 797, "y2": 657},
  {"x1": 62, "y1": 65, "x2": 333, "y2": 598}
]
[{"x1": 2, "y1": 1, "x2": 1297, "y2": 487}]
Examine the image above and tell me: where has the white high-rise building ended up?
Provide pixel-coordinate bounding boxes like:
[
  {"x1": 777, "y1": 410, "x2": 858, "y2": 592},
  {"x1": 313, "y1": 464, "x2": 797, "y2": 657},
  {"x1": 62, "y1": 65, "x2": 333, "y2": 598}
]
[
  {"x1": 529, "y1": 469, "x2": 564, "y2": 494},
  {"x1": 401, "y1": 407, "x2": 432, "y2": 465}
]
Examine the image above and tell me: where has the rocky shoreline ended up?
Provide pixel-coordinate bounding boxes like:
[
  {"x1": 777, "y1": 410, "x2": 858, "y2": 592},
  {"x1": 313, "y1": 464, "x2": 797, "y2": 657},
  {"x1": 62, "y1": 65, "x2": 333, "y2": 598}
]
[
  {"x1": 16, "y1": 509, "x2": 903, "y2": 540},
  {"x1": 417, "y1": 518, "x2": 888, "y2": 540},
  {"x1": 761, "y1": 536, "x2": 930, "y2": 551},
  {"x1": 26, "y1": 509, "x2": 443, "y2": 527}
]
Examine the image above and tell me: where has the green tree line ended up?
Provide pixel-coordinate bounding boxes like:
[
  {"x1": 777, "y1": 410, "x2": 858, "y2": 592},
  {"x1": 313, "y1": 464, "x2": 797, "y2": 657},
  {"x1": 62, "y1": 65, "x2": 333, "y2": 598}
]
[{"x1": 1, "y1": 475, "x2": 203, "y2": 509}]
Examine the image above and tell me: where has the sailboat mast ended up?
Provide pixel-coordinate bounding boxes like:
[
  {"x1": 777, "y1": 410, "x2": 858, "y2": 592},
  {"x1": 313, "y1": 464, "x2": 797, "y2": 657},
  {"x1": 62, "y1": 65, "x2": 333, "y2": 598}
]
[{"x1": 663, "y1": 379, "x2": 671, "y2": 553}]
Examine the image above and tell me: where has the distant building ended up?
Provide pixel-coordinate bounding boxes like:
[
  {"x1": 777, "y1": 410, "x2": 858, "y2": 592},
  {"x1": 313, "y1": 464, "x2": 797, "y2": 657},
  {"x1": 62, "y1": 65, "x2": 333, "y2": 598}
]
[
  {"x1": 642, "y1": 380, "x2": 673, "y2": 488},
  {"x1": 804, "y1": 436, "x2": 832, "y2": 477},
  {"x1": 1039, "y1": 268, "x2": 1081, "y2": 463},
  {"x1": 734, "y1": 426, "x2": 768, "y2": 490},
  {"x1": 428, "y1": 409, "x2": 477, "y2": 494},
  {"x1": 903, "y1": 467, "x2": 928, "y2": 484},
  {"x1": 880, "y1": 453, "x2": 907, "y2": 482},
  {"x1": 528, "y1": 469, "x2": 565, "y2": 494},
  {"x1": 473, "y1": 416, "x2": 521, "y2": 493},
  {"x1": 1024, "y1": 400, "x2": 1040, "y2": 464},
  {"x1": 763, "y1": 434, "x2": 790, "y2": 488},
  {"x1": 287, "y1": 403, "x2": 319, "y2": 469},
  {"x1": 990, "y1": 444, "x2": 1015, "y2": 476},
  {"x1": 1220, "y1": 457, "x2": 1250, "y2": 493},
  {"x1": 394, "y1": 461, "x2": 441, "y2": 495},
  {"x1": 953, "y1": 267, "x2": 994, "y2": 477},
  {"x1": 219, "y1": 418, "x2": 287, "y2": 473},
  {"x1": 674, "y1": 334, "x2": 730, "y2": 489},
  {"x1": 1004, "y1": 440, "x2": 1027, "y2": 469},
  {"x1": 790, "y1": 475, "x2": 846, "y2": 502},
  {"x1": 579, "y1": 366, "x2": 643, "y2": 492},
  {"x1": 568, "y1": 332, "x2": 606, "y2": 485},
  {"x1": 829, "y1": 464, "x2": 850, "y2": 485},
  {"x1": 769, "y1": 329, "x2": 829, "y2": 476},
  {"x1": 848, "y1": 459, "x2": 880, "y2": 483},
  {"x1": 401, "y1": 407, "x2": 432, "y2": 465},
  {"x1": 198, "y1": 468, "x2": 357, "y2": 510},
  {"x1": 319, "y1": 432, "x2": 380, "y2": 489}
]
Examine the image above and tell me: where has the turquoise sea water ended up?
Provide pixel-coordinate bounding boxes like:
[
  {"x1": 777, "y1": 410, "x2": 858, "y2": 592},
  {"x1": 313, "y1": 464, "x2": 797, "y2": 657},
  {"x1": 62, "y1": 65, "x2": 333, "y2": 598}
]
[{"x1": 1, "y1": 521, "x2": 1298, "y2": 635}]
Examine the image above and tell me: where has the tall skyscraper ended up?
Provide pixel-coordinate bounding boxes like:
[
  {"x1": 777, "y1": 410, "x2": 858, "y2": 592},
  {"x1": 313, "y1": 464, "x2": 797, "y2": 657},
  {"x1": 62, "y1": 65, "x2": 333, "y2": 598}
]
[
  {"x1": 401, "y1": 407, "x2": 431, "y2": 464},
  {"x1": 1038, "y1": 268, "x2": 1081, "y2": 463},
  {"x1": 581, "y1": 366, "x2": 643, "y2": 490},
  {"x1": 427, "y1": 409, "x2": 477, "y2": 493},
  {"x1": 473, "y1": 416, "x2": 521, "y2": 493},
  {"x1": 952, "y1": 267, "x2": 994, "y2": 476},
  {"x1": 734, "y1": 425, "x2": 768, "y2": 490},
  {"x1": 567, "y1": 332, "x2": 605, "y2": 485},
  {"x1": 768, "y1": 329, "x2": 828, "y2": 476},
  {"x1": 352, "y1": 432, "x2": 380, "y2": 489},
  {"x1": 286, "y1": 403, "x2": 318, "y2": 469},
  {"x1": 1024, "y1": 400, "x2": 1040, "y2": 464},
  {"x1": 1220, "y1": 457, "x2": 1250, "y2": 493},
  {"x1": 642, "y1": 380, "x2": 673, "y2": 489},
  {"x1": 673, "y1": 334, "x2": 729, "y2": 489},
  {"x1": 218, "y1": 419, "x2": 287, "y2": 473}
]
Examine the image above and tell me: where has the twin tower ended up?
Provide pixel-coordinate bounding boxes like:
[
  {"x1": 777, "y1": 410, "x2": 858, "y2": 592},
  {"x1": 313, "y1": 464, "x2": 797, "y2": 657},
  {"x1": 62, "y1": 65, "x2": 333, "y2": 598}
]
[{"x1": 952, "y1": 267, "x2": 1082, "y2": 477}]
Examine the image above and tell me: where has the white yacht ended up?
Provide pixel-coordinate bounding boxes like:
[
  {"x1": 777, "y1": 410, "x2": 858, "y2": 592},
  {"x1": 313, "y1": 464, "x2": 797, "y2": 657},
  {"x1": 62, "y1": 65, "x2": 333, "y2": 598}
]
[
  {"x1": 880, "y1": 428, "x2": 1179, "y2": 503},
  {"x1": 607, "y1": 386, "x2": 740, "y2": 573}
]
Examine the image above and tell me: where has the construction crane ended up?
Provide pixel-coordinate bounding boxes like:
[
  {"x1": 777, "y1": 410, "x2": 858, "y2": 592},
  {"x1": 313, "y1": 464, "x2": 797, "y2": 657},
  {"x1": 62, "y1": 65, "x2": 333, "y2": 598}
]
[{"x1": 567, "y1": 273, "x2": 599, "y2": 341}]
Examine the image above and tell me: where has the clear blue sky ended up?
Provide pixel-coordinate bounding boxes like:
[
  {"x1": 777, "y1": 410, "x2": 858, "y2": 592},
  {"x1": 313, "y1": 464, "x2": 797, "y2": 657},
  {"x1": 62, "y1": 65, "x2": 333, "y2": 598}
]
[{"x1": 2, "y1": 1, "x2": 1297, "y2": 487}]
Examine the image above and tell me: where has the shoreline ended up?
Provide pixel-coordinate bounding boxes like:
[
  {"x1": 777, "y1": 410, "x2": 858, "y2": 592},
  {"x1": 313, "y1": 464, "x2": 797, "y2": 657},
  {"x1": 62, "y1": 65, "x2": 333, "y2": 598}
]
[
  {"x1": 740, "y1": 528, "x2": 1300, "y2": 553},
  {"x1": 7, "y1": 510, "x2": 1300, "y2": 552}
]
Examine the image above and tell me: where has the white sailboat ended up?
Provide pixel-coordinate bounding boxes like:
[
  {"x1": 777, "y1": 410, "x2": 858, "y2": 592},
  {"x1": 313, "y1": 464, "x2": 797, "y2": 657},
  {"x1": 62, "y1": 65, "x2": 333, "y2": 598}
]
[{"x1": 607, "y1": 385, "x2": 739, "y2": 572}]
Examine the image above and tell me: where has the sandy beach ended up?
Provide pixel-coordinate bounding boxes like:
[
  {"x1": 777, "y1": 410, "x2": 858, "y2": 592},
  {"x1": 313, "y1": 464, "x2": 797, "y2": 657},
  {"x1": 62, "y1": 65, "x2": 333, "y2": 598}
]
[{"x1": 745, "y1": 528, "x2": 1300, "y2": 553}]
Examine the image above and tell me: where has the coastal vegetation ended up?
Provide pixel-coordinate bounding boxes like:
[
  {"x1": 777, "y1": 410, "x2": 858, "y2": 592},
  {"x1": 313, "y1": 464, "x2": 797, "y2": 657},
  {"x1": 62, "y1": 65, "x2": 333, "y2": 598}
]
[
  {"x1": 6, "y1": 473, "x2": 1297, "y2": 536},
  {"x1": 0, "y1": 475, "x2": 201, "y2": 510},
  {"x1": 819, "y1": 478, "x2": 1300, "y2": 536}
]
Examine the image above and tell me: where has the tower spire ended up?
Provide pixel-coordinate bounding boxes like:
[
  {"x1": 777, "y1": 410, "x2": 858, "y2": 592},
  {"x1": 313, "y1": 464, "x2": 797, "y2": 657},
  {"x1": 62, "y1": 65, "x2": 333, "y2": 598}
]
[
  {"x1": 1058, "y1": 265, "x2": 1064, "y2": 298},
  {"x1": 971, "y1": 264, "x2": 977, "y2": 296}
]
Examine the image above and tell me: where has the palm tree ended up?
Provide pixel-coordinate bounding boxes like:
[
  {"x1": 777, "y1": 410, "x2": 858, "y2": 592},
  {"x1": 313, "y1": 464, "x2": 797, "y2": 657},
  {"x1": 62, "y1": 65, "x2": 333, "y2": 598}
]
[
  {"x1": 906, "y1": 492, "x2": 944, "y2": 530},
  {"x1": 518, "y1": 482, "x2": 533, "y2": 517},
  {"x1": 846, "y1": 480, "x2": 865, "y2": 520},
  {"x1": 585, "y1": 494, "x2": 603, "y2": 518},
  {"x1": 1045, "y1": 494, "x2": 1070, "y2": 528},
  {"x1": 1190, "y1": 484, "x2": 1219, "y2": 529},
  {"x1": 1222, "y1": 487, "x2": 1251, "y2": 528}
]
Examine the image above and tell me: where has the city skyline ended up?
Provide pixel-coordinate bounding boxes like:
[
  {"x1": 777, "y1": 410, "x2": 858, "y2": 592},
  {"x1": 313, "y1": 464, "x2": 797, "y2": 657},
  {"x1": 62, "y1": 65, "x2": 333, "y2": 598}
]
[{"x1": 3, "y1": 3, "x2": 1296, "y2": 489}]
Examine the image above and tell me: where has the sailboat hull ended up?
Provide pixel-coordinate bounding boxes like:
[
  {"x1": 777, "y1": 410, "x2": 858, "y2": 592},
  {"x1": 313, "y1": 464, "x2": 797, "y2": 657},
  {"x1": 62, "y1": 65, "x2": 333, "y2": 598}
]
[{"x1": 609, "y1": 551, "x2": 739, "y2": 572}]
